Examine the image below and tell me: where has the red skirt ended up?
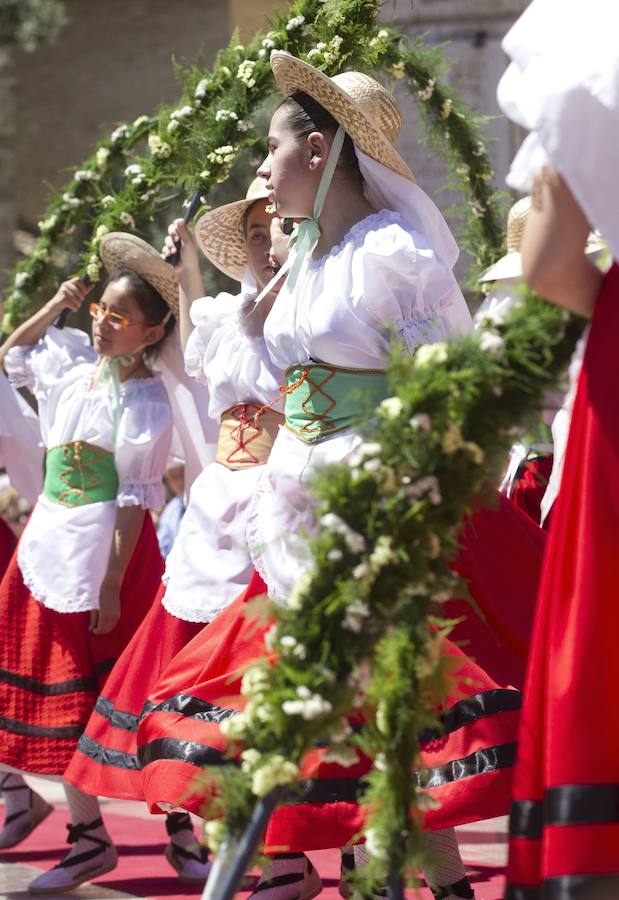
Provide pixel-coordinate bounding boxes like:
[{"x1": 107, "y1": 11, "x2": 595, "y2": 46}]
[
  {"x1": 0, "y1": 517, "x2": 16, "y2": 581},
  {"x1": 0, "y1": 513, "x2": 163, "y2": 776},
  {"x1": 511, "y1": 454, "x2": 554, "y2": 532},
  {"x1": 506, "y1": 264, "x2": 619, "y2": 898},
  {"x1": 64, "y1": 584, "x2": 204, "y2": 800},
  {"x1": 137, "y1": 497, "x2": 544, "y2": 853}
]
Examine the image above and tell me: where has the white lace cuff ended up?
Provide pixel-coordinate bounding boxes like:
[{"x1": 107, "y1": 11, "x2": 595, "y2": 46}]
[
  {"x1": 4, "y1": 346, "x2": 34, "y2": 390},
  {"x1": 116, "y1": 480, "x2": 165, "y2": 510}
]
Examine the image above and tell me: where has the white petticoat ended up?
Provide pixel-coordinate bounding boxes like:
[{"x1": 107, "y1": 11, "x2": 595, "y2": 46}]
[
  {"x1": 162, "y1": 461, "x2": 266, "y2": 622},
  {"x1": 246, "y1": 426, "x2": 363, "y2": 606}
]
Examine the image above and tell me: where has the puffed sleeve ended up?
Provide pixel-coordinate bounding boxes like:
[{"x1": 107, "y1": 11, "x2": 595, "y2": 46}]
[
  {"x1": 4, "y1": 326, "x2": 96, "y2": 398},
  {"x1": 184, "y1": 292, "x2": 244, "y2": 384},
  {"x1": 351, "y1": 222, "x2": 473, "y2": 354},
  {"x1": 114, "y1": 379, "x2": 173, "y2": 509}
]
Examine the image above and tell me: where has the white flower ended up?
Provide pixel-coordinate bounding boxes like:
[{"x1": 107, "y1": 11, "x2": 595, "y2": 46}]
[
  {"x1": 215, "y1": 109, "x2": 238, "y2": 122},
  {"x1": 479, "y1": 330, "x2": 504, "y2": 355},
  {"x1": 352, "y1": 562, "x2": 371, "y2": 581},
  {"x1": 369, "y1": 535, "x2": 396, "y2": 569},
  {"x1": 119, "y1": 211, "x2": 135, "y2": 228},
  {"x1": 219, "y1": 712, "x2": 248, "y2": 740},
  {"x1": 14, "y1": 272, "x2": 29, "y2": 289},
  {"x1": 133, "y1": 115, "x2": 149, "y2": 128},
  {"x1": 363, "y1": 457, "x2": 382, "y2": 474},
  {"x1": 409, "y1": 413, "x2": 432, "y2": 432},
  {"x1": 262, "y1": 37, "x2": 275, "y2": 49},
  {"x1": 237, "y1": 120, "x2": 249, "y2": 132},
  {"x1": 94, "y1": 224, "x2": 109, "y2": 242},
  {"x1": 456, "y1": 163, "x2": 470, "y2": 177},
  {"x1": 471, "y1": 200, "x2": 487, "y2": 219},
  {"x1": 240, "y1": 748, "x2": 261, "y2": 774},
  {"x1": 241, "y1": 666, "x2": 270, "y2": 697},
  {"x1": 327, "y1": 548, "x2": 343, "y2": 562},
  {"x1": 296, "y1": 686, "x2": 311, "y2": 699},
  {"x1": 194, "y1": 78, "x2": 210, "y2": 99},
  {"x1": 86, "y1": 257, "x2": 102, "y2": 282},
  {"x1": 221, "y1": 66, "x2": 231, "y2": 77},
  {"x1": 148, "y1": 135, "x2": 172, "y2": 159},
  {"x1": 414, "y1": 342, "x2": 448, "y2": 368},
  {"x1": 365, "y1": 827, "x2": 388, "y2": 861},
  {"x1": 473, "y1": 140, "x2": 486, "y2": 157},
  {"x1": 95, "y1": 147, "x2": 110, "y2": 168},
  {"x1": 167, "y1": 119, "x2": 180, "y2": 133},
  {"x1": 282, "y1": 692, "x2": 332, "y2": 720},
  {"x1": 258, "y1": 48, "x2": 267, "y2": 58},
  {"x1": 378, "y1": 29, "x2": 389, "y2": 39},
  {"x1": 287, "y1": 569, "x2": 313, "y2": 610},
  {"x1": 342, "y1": 599, "x2": 370, "y2": 633},
  {"x1": 101, "y1": 195, "x2": 115, "y2": 207},
  {"x1": 38, "y1": 214, "x2": 57, "y2": 233},
  {"x1": 418, "y1": 79, "x2": 435, "y2": 102},
  {"x1": 110, "y1": 124, "x2": 130, "y2": 143},
  {"x1": 204, "y1": 820, "x2": 225, "y2": 852},
  {"x1": 251, "y1": 756, "x2": 299, "y2": 797},
  {"x1": 124, "y1": 163, "x2": 143, "y2": 177},
  {"x1": 441, "y1": 98, "x2": 453, "y2": 119},
  {"x1": 75, "y1": 169, "x2": 98, "y2": 182},
  {"x1": 237, "y1": 60, "x2": 256, "y2": 88},
  {"x1": 319, "y1": 513, "x2": 365, "y2": 553},
  {"x1": 170, "y1": 105, "x2": 193, "y2": 120},
  {"x1": 374, "y1": 752, "x2": 387, "y2": 771},
  {"x1": 391, "y1": 61, "x2": 406, "y2": 79},
  {"x1": 286, "y1": 14, "x2": 305, "y2": 31},
  {"x1": 307, "y1": 49, "x2": 321, "y2": 60},
  {"x1": 379, "y1": 396, "x2": 403, "y2": 419},
  {"x1": 62, "y1": 193, "x2": 81, "y2": 208},
  {"x1": 322, "y1": 745, "x2": 359, "y2": 767}
]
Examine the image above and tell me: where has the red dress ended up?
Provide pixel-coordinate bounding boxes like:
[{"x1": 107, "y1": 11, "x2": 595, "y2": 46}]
[
  {"x1": 0, "y1": 517, "x2": 16, "y2": 581},
  {"x1": 506, "y1": 264, "x2": 619, "y2": 898},
  {"x1": 64, "y1": 588, "x2": 203, "y2": 799},
  {"x1": 137, "y1": 496, "x2": 545, "y2": 853},
  {"x1": 511, "y1": 454, "x2": 554, "y2": 532},
  {"x1": 0, "y1": 512, "x2": 163, "y2": 775}
]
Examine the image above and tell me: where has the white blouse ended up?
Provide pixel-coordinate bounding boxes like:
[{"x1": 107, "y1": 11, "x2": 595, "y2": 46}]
[
  {"x1": 249, "y1": 210, "x2": 473, "y2": 604},
  {"x1": 161, "y1": 291, "x2": 283, "y2": 622},
  {"x1": 5, "y1": 327, "x2": 173, "y2": 613},
  {"x1": 0, "y1": 373, "x2": 44, "y2": 504}
]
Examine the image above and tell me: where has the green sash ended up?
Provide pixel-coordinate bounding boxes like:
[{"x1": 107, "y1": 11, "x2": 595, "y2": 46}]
[
  {"x1": 43, "y1": 441, "x2": 119, "y2": 507},
  {"x1": 284, "y1": 363, "x2": 389, "y2": 444}
]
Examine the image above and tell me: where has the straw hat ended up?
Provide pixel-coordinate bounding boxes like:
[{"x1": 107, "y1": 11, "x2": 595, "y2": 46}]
[
  {"x1": 195, "y1": 177, "x2": 269, "y2": 282},
  {"x1": 100, "y1": 232, "x2": 179, "y2": 316},
  {"x1": 270, "y1": 51, "x2": 415, "y2": 183},
  {"x1": 479, "y1": 197, "x2": 607, "y2": 283}
]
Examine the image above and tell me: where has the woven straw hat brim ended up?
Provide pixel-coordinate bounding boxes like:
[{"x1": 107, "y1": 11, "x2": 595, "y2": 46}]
[
  {"x1": 479, "y1": 251, "x2": 523, "y2": 283},
  {"x1": 196, "y1": 189, "x2": 269, "y2": 282},
  {"x1": 270, "y1": 52, "x2": 415, "y2": 183},
  {"x1": 479, "y1": 233, "x2": 608, "y2": 283},
  {"x1": 100, "y1": 233, "x2": 179, "y2": 316}
]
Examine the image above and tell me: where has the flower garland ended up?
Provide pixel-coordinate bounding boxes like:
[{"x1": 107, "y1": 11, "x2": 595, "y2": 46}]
[
  {"x1": 3, "y1": 0, "x2": 500, "y2": 329},
  {"x1": 3, "y1": 0, "x2": 584, "y2": 891}
]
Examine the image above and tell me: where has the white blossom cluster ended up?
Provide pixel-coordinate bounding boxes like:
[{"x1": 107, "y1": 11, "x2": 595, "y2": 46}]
[
  {"x1": 286, "y1": 14, "x2": 305, "y2": 31},
  {"x1": 110, "y1": 124, "x2": 130, "y2": 144},
  {"x1": 282, "y1": 685, "x2": 332, "y2": 720},
  {"x1": 207, "y1": 144, "x2": 236, "y2": 166},
  {"x1": 95, "y1": 147, "x2": 110, "y2": 169},
  {"x1": 320, "y1": 512, "x2": 366, "y2": 553},
  {"x1": 215, "y1": 108, "x2": 238, "y2": 122},
  {"x1": 74, "y1": 169, "x2": 99, "y2": 183},
  {"x1": 148, "y1": 134, "x2": 172, "y2": 160},
  {"x1": 124, "y1": 163, "x2": 145, "y2": 186},
  {"x1": 237, "y1": 59, "x2": 256, "y2": 88},
  {"x1": 418, "y1": 79, "x2": 435, "y2": 102}
]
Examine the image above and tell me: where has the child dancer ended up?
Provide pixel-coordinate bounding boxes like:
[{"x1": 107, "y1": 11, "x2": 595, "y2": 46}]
[
  {"x1": 0, "y1": 238, "x2": 176, "y2": 892},
  {"x1": 63, "y1": 179, "x2": 284, "y2": 882}
]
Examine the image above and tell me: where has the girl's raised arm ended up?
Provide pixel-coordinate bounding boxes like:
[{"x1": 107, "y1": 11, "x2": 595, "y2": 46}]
[{"x1": 0, "y1": 278, "x2": 92, "y2": 370}]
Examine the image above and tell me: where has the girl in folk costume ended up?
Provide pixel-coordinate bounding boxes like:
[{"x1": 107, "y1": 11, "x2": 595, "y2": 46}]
[
  {"x1": 137, "y1": 53, "x2": 546, "y2": 900},
  {"x1": 0, "y1": 240, "x2": 178, "y2": 893},
  {"x1": 63, "y1": 178, "x2": 284, "y2": 882},
  {"x1": 0, "y1": 372, "x2": 44, "y2": 575},
  {"x1": 494, "y1": 1, "x2": 619, "y2": 896}
]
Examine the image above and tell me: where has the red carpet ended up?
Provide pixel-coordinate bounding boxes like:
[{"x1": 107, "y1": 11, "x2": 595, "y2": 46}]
[{"x1": 0, "y1": 807, "x2": 506, "y2": 898}]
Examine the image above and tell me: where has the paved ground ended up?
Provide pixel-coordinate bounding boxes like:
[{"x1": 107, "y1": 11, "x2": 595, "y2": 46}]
[{"x1": 0, "y1": 778, "x2": 507, "y2": 899}]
